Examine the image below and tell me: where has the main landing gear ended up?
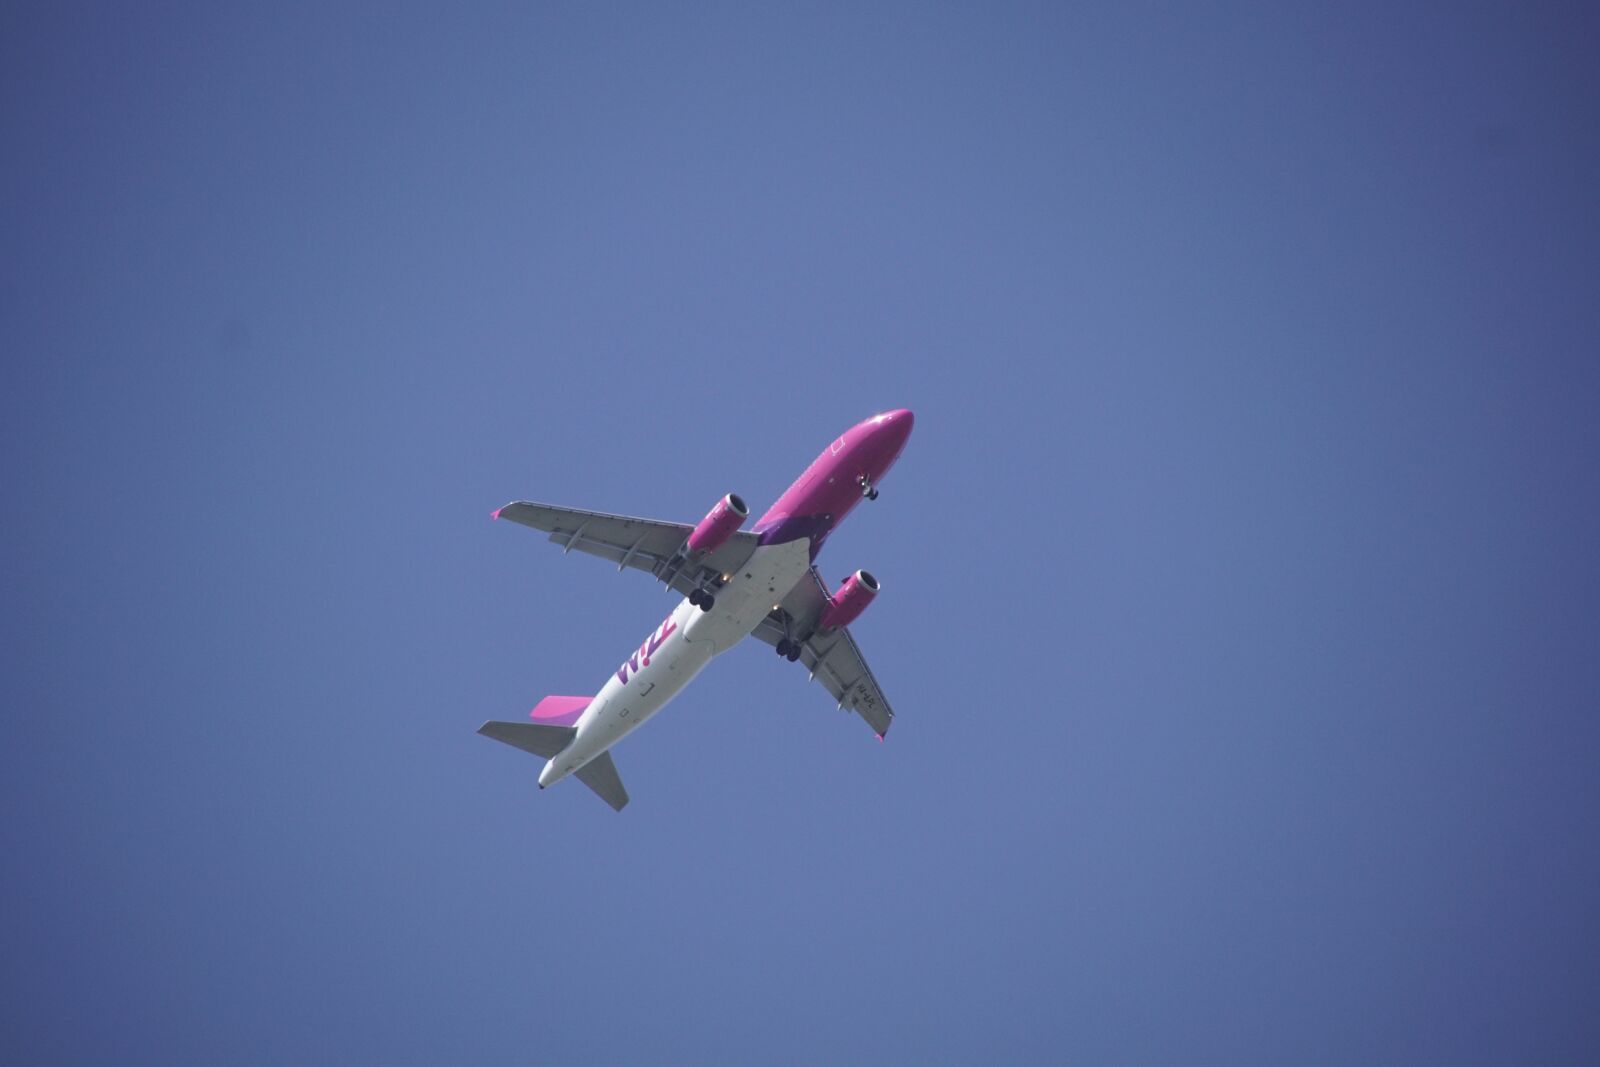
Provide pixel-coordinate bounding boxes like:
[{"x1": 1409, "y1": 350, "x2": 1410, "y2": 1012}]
[
  {"x1": 859, "y1": 475, "x2": 879, "y2": 501},
  {"x1": 689, "y1": 587, "x2": 716, "y2": 612},
  {"x1": 774, "y1": 609, "x2": 803, "y2": 662}
]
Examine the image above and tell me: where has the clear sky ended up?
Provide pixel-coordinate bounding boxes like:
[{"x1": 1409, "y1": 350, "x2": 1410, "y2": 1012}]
[{"x1": 3, "y1": 3, "x2": 1597, "y2": 1063}]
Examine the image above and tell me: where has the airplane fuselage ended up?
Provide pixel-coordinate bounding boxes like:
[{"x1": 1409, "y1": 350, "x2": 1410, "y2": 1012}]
[{"x1": 530, "y1": 409, "x2": 914, "y2": 793}]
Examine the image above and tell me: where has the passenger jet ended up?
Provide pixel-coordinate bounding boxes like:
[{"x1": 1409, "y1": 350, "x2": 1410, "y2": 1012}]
[{"x1": 479, "y1": 409, "x2": 914, "y2": 811}]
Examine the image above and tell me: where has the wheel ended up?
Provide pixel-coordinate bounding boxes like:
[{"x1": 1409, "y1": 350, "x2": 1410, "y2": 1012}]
[
  {"x1": 787, "y1": 645, "x2": 802, "y2": 662},
  {"x1": 700, "y1": 593, "x2": 715, "y2": 611},
  {"x1": 689, "y1": 588, "x2": 703, "y2": 607},
  {"x1": 776, "y1": 639, "x2": 792, "y2": 657},
  {"x1": 867, "y1": 488, "x2": 879, "y2": 500}
]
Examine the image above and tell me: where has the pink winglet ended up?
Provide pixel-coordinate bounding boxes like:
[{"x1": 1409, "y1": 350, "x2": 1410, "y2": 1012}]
[
  {"x1": 529, "y1": 694, "x2": 592, "y2": 727},
  {"x1": 491, "y1": 507, "x2": 503, "y2": 520},
  {"x1": 877, "y1": 734, "x2": 885, "y2": 743}
]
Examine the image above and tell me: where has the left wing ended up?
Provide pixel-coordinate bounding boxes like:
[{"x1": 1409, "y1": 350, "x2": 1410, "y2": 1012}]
[
  {"x1": 751, "y1": 567, "x2": 896, "y2": 739},
  {"x1": 494, "y1": 501, "x2": 760, "y2": 598}
]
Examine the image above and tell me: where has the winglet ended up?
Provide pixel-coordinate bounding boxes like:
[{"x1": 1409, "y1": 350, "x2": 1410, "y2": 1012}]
[{"x1": 491, "y1": 507, "x2": 502, "y2": 520}]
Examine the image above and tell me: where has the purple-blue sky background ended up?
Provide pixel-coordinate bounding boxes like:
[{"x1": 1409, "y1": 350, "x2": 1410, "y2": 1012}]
[{"x1": 4, "y1": 3, "x2": 1597, "y2": 1063}]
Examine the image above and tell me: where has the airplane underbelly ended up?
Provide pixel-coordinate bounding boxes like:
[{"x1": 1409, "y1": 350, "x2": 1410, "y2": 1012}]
[
  {"x1": 682, "y1": 538, "x2": 811, "y2": 652},
  {"x1": 545, "y1": 539, "x2": 812, "y2": 783}
]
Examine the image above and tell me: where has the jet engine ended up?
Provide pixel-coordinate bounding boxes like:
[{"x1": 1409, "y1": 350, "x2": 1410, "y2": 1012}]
[
  {"x1": 686, "y1": 493, "x2": 749, "y2": 555},
  {"x1": 820, "y1": 569, "x2": 879, "y2": 630}
]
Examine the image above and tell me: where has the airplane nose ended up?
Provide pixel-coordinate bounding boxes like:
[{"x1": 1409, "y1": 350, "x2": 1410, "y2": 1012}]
[{"x1": 884, "y1": 408, "x2": 914, "y2": 444}]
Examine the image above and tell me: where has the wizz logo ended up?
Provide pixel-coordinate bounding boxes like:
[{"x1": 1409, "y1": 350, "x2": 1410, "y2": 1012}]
[{"x1": 617, "y1": 614, "x2": 677, "y2": 686}]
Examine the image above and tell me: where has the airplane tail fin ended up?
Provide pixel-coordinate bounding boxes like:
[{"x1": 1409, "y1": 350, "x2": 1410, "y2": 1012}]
[
  {"x1": 477, "y1": 714, "x2": 631, "y2": 813},
  {"x1": 476, "y1": 691, "x2": 594, "y2": 758},
  {"x1": 529, "y1": 694, "x2": 592, "y2": 726}
]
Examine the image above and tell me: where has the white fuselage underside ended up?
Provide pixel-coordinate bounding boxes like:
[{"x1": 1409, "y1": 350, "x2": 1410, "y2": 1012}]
[{"x1": 538, "y1": 537, "x2": 812, "y2": 788}]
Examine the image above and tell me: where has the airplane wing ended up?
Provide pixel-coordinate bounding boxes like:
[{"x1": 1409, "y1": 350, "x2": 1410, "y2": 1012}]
[
  {"x1": 750, "y1": 567, "x2": 896, "y2": 739},
  {"x1": 493, "y1": 501, "x2": 761, "y2": 599}
]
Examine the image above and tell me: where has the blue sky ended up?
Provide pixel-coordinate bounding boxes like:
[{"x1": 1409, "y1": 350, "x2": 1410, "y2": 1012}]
[{"x1": 3, "y1": 3, "x2": 1597, "y2": 1062}]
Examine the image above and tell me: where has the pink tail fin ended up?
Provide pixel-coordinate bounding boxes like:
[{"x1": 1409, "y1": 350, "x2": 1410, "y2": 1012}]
[{"x1": 529, "y1": 695, "x2": 592, "y2": 727}]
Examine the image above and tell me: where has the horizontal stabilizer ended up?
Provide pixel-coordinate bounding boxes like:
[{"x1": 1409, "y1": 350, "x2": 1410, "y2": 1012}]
[
  {"x1": 478, "y1": 720, "x2": 577, "y2": 759},
  {"x1": 575, "y1": 751, "x2": 629, "y2": 812}
]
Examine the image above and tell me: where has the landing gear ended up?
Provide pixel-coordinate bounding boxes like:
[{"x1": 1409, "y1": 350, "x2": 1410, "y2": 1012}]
[
  {"x1": 859, "y1": 474, "x2": 879, "y2": 501},
  {"x1": 689, "y1": 588, "x2": 715, "y2": 612},
  {"x1": 775, "y1": 638, "x2": 802, "y2": 662}
]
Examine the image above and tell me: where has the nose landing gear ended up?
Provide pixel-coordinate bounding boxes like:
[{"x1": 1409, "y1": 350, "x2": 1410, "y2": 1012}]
[{"x1": 859, "y1": 475, "x2": 879, "y2": 500}]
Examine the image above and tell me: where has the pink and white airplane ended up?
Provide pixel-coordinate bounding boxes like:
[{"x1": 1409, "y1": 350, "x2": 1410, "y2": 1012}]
[{"x1": 479, "y1": 409, "x2": 914, "y2": 811}]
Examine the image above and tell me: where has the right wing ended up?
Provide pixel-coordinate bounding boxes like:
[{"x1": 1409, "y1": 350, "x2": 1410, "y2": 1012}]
[
  {"x1": 493, "y1": 501, "x2": 760, "y2": 598},
  {"x1": 750, "y1": 568, "x2": 896, "y2": 739}
]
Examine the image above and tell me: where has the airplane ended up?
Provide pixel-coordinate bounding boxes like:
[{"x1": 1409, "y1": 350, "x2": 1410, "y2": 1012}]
[{"x1": 478, "y1": 409, "x2": 915, "y2": 811}]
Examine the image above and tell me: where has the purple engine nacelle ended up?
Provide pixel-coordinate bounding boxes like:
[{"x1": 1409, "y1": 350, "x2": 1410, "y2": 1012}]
[
  {"x1": 820, "y1": 569, "x2": 879, "y2": 630},
  {"x1": 686, "y1": 493, "x2": 749, "y2": 555}
]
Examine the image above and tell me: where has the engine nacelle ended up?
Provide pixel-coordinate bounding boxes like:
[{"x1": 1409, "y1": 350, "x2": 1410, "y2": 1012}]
[
  {"x1": 686, "y1": 493, "x2": 749, "y2": 555},
  {"x1": 820, "y1": 569, "x2": 879, "y2": 630}
]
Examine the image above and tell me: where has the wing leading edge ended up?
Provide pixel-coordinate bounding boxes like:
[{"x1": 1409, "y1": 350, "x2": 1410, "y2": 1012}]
[{"x1": 493, "y1": 501, "x2": 760, "y2": 599}]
